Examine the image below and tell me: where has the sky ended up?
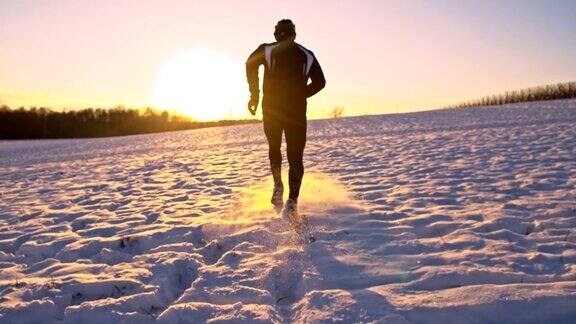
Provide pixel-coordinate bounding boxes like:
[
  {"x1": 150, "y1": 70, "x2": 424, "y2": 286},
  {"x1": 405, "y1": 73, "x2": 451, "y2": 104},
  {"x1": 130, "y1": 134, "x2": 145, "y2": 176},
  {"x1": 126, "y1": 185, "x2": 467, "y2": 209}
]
[{"x1": 0, "y1": 0, "x2": 575, "y2": 119}]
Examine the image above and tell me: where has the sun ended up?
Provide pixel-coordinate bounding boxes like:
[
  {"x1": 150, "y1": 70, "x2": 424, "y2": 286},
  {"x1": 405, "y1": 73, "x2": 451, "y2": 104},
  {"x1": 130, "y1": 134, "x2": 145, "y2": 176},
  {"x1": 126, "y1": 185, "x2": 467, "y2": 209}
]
[{"x1": 150, "y1": 48, "x2": 247, "y2": 121}]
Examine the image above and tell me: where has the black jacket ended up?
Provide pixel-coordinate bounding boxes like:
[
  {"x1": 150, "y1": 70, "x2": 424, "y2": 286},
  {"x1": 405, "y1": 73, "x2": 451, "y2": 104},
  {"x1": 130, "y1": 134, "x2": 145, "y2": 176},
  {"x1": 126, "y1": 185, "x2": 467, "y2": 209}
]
[{"x1": 246, "y1": 41, "x2": 325, "y2": 112}]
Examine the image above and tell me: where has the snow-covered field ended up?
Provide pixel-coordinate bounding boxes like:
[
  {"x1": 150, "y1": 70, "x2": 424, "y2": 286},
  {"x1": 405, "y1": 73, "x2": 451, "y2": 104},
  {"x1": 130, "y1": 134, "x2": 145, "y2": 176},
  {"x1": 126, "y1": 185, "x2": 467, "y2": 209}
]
[{"x1": 1, "y1": 100, "x2": 576, "y2": 323}]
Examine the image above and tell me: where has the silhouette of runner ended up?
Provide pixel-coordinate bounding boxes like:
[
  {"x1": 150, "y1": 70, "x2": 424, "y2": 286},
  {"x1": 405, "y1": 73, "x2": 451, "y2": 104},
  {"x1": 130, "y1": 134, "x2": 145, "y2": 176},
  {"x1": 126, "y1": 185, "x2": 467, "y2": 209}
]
[{"x1": 246, "y1": 19, "x2": 325, "y2": 215}]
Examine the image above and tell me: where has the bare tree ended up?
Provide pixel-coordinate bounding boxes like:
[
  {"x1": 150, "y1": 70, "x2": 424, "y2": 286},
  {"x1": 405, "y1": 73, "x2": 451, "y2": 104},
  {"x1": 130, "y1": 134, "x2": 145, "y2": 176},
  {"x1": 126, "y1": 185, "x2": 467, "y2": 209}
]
[{"x1": 330, "y1": 106, "x2": 345, "y2": 118}]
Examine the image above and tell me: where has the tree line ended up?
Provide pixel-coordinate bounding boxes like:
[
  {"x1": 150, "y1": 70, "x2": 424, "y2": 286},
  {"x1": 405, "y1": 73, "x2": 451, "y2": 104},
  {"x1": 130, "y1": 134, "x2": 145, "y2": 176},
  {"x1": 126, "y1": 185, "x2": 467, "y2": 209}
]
[
  {"x1": 448, "y1": 81, "x2": 576, "y2": 109},
  {"x1": 0, "y1": 106, "x2": 260, "y2": 139}
]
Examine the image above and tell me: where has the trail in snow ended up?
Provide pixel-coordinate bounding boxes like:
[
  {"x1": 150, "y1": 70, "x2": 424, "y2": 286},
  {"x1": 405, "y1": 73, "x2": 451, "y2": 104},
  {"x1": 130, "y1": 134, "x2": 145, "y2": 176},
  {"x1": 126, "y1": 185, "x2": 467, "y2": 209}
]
[{"x1": 1, "y1": 99, "x2": 576, "y2": 323}]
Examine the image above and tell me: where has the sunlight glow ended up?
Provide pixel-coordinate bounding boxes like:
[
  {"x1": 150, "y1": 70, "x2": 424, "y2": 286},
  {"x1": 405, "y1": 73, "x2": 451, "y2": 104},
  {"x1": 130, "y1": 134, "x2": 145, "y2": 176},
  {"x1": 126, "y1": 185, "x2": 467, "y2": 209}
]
[{"x1": 150, "y1": 48, "x2": 246, "y2": 121}]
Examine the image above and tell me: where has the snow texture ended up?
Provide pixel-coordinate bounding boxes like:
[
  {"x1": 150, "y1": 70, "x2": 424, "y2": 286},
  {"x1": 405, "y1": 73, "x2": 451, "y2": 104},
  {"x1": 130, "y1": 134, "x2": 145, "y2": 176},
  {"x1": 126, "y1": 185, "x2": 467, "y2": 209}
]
[{"x1": 1, "y1": 99, "x2": 576, "y2": 323}]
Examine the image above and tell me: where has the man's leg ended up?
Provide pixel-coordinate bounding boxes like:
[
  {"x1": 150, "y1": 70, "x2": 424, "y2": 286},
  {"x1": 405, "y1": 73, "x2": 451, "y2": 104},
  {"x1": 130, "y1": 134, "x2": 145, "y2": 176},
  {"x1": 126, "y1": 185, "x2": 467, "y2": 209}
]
[
  {"x1": 263, "y1": 112, "x2": 283, "y2": 184},
  {"x1": 284, "y1": 114, "x2": 307, "y2": 200}
]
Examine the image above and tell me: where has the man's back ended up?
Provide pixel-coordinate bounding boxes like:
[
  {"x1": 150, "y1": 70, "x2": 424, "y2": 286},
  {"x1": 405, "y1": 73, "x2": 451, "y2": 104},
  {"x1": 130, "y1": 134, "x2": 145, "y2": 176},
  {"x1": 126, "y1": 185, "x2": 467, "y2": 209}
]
[{"x1": 246, "y1": 41, "x2": 325, "y2": 111}]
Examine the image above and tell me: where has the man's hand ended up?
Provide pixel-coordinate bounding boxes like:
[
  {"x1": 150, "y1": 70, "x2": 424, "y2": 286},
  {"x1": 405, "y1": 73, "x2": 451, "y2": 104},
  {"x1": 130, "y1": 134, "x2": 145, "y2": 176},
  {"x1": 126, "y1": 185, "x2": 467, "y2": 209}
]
[{"x1": 247, "y1": 96, "x2": 259, "y2": 116}]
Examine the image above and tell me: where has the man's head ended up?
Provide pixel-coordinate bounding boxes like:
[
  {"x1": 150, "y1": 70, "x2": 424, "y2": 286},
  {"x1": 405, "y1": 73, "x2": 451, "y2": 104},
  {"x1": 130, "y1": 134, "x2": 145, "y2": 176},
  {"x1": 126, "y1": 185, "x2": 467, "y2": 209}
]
[{"x1": 274, "y1": 19, "x2": 296, "y2": 42}]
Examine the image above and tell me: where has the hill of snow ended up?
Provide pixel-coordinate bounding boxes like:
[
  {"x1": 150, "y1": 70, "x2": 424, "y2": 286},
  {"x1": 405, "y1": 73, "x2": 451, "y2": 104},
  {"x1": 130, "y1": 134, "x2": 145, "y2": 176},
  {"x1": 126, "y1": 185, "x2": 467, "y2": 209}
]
[{"x1": 1, "y1": 99, "x2": 575, "y2": 323}]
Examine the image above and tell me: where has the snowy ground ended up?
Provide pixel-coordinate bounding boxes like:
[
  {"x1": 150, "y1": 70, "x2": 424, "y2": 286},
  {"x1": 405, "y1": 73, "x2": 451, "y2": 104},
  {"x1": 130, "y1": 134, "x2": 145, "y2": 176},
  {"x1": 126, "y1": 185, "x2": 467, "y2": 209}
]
[{"x1": 1, "y1": 99, "x2": 576, "y2": 323}]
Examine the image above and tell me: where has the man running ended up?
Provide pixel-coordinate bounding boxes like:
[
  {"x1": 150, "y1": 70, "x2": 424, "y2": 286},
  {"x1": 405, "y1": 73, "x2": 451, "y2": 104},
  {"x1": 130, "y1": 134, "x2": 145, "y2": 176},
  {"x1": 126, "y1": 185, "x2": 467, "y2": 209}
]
[{"x1": 245, "y1": 19, "x2": 326, "y2": 216}]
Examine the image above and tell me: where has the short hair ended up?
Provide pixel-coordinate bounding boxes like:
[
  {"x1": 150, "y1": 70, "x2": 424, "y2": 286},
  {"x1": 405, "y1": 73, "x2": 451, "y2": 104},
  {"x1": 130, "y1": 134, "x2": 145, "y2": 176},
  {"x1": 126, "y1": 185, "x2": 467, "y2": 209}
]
[
  {"x1": 277, "y1": 19, "x2": 295, "y2": 28},
  {"x1": 274, "y1": 19, "x2": 296, "y2": 40}
]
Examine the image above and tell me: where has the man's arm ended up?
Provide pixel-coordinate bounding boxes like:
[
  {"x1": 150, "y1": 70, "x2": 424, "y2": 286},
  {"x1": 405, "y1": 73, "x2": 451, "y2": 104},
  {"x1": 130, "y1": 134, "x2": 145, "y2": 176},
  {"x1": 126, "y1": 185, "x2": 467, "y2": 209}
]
[
  {"x1": 246, "y1": 44, "x2": 266, "y2": 100},
  {"x1": 306, "y1": 56, "x2": 326, "y2": 98}
]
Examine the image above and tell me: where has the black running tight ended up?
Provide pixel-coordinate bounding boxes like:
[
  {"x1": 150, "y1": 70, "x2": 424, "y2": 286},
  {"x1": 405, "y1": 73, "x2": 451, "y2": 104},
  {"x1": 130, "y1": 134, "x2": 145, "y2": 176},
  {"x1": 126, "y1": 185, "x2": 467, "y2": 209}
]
[{"x1": 263, "y1": 109, "x2": 306, "y2": 200}]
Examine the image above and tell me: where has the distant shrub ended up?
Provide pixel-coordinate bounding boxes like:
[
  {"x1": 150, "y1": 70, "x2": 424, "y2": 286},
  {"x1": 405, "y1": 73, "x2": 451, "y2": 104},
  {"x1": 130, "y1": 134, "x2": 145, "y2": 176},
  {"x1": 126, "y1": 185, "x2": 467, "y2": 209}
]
[
  {"x1": 329, "y1": 106, "x2": 345, "y2": 118},
  {"x1": 447, "y1": 81, "x2": 576, "y2": 109},
  {"x1": 0, "y1": 106, "x2": 259, "y2": 139}
]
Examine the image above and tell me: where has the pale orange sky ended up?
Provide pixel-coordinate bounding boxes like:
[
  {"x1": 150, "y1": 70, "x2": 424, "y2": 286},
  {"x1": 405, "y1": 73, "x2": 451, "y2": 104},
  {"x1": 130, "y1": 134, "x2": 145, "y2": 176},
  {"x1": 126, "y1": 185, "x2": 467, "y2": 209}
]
[{"x1": 1, "y1": 0, "x2": 575, "y2": 119}]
